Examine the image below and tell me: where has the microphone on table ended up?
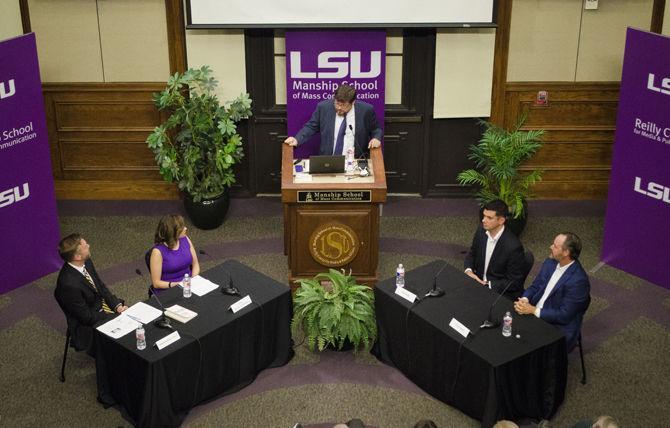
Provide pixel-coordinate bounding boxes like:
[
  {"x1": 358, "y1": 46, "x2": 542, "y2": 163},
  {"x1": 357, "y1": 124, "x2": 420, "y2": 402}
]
[
  {"x1": 425, "y1": 261, "x2": 448, "y2": 298},
  {"x1": 199, "y1": 249, "x2": 239, "y2": 296},
  {"x1": 149, "y1": 287, "x2": 173, "y2": 330},
  {"x1": 479, "y1": 279, "x2": 514, "y2": 329},
  {"x1": 134, "y1": 266, "x2": 172, "y2": 329}
]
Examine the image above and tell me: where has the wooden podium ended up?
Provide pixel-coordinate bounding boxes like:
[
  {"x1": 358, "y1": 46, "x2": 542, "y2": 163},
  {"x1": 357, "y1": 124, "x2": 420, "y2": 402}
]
[{"x1": 281, "y1": 144, "x2": 387, "y2": 286}]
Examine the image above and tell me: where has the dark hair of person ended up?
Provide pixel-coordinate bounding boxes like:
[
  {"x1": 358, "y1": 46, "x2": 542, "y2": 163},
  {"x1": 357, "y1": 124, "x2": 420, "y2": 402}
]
[
  {"x1": 334, "y1": 84, "x2": 357, "y2": 103},
  {"x1": 413, "y1": 420, "x2": 438, "y2": 428},
  {"x1": 154, "y1": 214, "x2": 186, "y2": 249},
  {"x1": 483, "y1": 199, "x2": 509, "y2": 219},
  {"x1": 58, "y1": 233, "x2": 83, "y2": 262},
  {"x1": 560, "y1": 231, "x2": 582, "y2": 259}
]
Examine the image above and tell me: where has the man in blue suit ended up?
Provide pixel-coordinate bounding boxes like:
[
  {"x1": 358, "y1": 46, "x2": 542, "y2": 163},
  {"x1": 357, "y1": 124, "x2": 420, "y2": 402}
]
[
  {"x1": 284, "y1": 84, "x2": 382, "y2": 157},
  {"x1": 514, "y1": 232, "x2": 590, "y2": 351}
]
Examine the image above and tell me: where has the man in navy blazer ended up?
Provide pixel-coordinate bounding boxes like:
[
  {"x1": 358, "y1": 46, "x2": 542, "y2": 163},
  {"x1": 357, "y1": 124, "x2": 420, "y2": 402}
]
[
  {"x1": 514, "y1": 232, "x2": 590, "y2": 351},
  {"x1": 284, "y1": 84, "x2": 382, "y2": 157},
  {"x1": 464, "y1": 199, "x2": 526, "y2": 299}
]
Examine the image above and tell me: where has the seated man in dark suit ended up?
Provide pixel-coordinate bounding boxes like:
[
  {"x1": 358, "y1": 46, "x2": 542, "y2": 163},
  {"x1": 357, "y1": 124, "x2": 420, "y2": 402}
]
[
  {"x1": 283, "y1": 84, "x2": 382, "y2": 157},
  {"x1": 464, "y1": 199, "x2": 525, "y2": 299},
  {"x1": 514, "y1": 232, "x2": 591, "y2": 351},
  {"x1": 54, "y1": 233, "x2": 127, "y2": 354}
]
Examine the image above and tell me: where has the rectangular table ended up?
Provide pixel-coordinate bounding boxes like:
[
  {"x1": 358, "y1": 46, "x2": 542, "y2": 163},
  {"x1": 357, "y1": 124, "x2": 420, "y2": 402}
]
[
  {"x1": 373, "y1": 261, "x2": 567, "y2": 428},
  {"x1": 93, "y1": 260, "x2": 294, "y2": 428}
]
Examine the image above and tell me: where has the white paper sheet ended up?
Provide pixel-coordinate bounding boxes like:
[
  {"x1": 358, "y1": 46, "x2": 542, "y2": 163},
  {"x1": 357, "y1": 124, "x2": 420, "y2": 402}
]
[
  {"x1": 190, "y1": 275, "x2": 219, "y2": 296},
  {"x1": 123, "y1": 302, "x2": 163, "y2": 324},
  {"x1": 96, "y1": 314, "x2": 140, "y2": 339}
]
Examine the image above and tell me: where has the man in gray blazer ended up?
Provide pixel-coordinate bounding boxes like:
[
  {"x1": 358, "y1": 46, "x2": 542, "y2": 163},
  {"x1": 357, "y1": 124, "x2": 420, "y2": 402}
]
[{"x1": 284, "y1": 84, "x2": 382, "y2": 157}]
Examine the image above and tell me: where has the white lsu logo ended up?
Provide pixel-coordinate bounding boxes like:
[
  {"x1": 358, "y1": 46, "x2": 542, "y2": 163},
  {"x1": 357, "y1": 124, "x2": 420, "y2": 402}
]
[
  {"x1": 647, "y1": 73, "x2": 670, "y2": 95},
  {"x1": 290, "y1": 51, "x2": 382, "y2": 79},
  {"x1": 0, "y1": 183, "x2": 30, "y2": 208},
  {"x1": 0, "y1": 79, "x2": 16, "y2": 100},
  {"x1": 634, "y1": 176, "x2": 670, "y2": 203}
]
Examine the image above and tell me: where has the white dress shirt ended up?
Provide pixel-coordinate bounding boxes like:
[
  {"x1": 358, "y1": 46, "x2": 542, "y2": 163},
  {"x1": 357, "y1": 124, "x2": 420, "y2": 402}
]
[
  {"x1": 533, "y1": 260, "x2": 575, "y2": 317},
  {"x1": 482, "y1": 225, "x2": 504, "y2": 283},
  {"x1": 333, "y1": 105, "x2": 356, "y2": 155}
]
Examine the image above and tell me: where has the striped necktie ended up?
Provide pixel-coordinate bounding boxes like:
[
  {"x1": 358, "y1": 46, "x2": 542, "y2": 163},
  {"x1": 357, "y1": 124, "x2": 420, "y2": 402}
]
[{"x1": 82, "y1": 267, "x2": 114, "y2": 314}]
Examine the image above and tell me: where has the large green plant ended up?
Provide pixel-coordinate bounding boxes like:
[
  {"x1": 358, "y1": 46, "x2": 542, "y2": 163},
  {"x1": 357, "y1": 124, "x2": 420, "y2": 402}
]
[
  {"x1": 457, "y1": 117, "x2": 545, "y2": 218},
  {"x1": 146, "y1": 66, "x2": 252, "y2": 202},
  {"x1": 292, "y1": 269, "x2": 377, "y2": 352}
]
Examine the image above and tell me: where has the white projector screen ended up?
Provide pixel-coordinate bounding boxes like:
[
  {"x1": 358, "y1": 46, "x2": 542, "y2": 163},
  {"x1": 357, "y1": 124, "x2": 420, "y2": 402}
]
[{"x1": 186, "y1": 0, "x2": 497, "y2": 28}]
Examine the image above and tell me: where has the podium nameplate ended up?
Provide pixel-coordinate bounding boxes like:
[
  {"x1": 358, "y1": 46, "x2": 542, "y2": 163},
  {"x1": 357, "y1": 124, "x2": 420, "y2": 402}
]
[{"x1": 297, "y1": 190, "x2": 372, "y2": 203}]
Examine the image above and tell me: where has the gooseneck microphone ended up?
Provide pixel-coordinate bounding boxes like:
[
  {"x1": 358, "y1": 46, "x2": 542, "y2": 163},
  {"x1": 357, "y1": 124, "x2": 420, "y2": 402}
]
[
  {"x1": 199, "y1": 250, "x2": 239, "y2": 296},
  {"x1": 149, "y1": 287, "x2": 173, "y2": 330},
  {"x1": 479, "y1": 279, "x2": 514, "y2": 329},
  {"x1": 425, "y1": 261, "x2": 448, "y2": 298}
]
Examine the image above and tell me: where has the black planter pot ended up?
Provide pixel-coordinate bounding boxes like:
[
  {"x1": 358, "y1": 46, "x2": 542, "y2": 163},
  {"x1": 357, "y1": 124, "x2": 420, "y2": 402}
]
[
  {"x1": 183, "y1": 190, "x2": 230, "y2": 230},
  {"x1": 478, "y1": 200, "x2": 528, "y2": 237}
]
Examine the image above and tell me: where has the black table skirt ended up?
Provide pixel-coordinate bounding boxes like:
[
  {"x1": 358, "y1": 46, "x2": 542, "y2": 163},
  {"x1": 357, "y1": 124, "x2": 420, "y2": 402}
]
[
  {"x1": 373, "y1": 261, "x2": 567, "y2": 428},
  {"x1": 94, "y1": 260, "x2": 294, "y2": 428}
]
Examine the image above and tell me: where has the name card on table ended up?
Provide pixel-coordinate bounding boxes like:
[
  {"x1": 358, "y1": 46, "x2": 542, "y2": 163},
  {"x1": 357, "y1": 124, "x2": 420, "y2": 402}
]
[
  {"x1": 395, "y1": 287, "x2": 418, "y2": 303},
  {"x1": 154, "y1": 331, "x2": 181, "y2": 350},
  {"x1": 229, "y1": 295, "x2": 252, "y2": 313},
  {"x1": 449, "y1": 318, "x2": 471, "y2": 338}
]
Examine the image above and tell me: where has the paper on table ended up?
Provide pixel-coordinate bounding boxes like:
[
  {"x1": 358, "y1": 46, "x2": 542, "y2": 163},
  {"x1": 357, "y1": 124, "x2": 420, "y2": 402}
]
[
  {"x1": 124, "y1": 301, "x2": 162, "y2": 324},
  {"x1": 164, "y1": 304, "x2": 198, "y2": 323},
  {"x1": 190, "y1": 275, "x2": 219, "y2": 296},
  {"x1": 96, "y1": 314, "x2": 140, "y2": 339},
  {"x1": 294, "y1": 173, "x2": 313, "y2": 182}
]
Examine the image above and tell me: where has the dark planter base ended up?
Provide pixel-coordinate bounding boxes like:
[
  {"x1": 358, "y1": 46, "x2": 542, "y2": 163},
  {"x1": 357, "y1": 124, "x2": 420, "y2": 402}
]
[
  {"x1": 327, "y1": 339, "x2": 355, "y2": 352},
  {"x1": 183, "y1": 191, "x2": 230, "y2": 230}
]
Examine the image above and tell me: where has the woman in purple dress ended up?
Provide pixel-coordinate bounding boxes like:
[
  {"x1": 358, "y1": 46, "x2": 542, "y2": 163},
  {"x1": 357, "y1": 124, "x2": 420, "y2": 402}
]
[{"x1": 149, "y1": 214, "x2": 200, "y2": 290}]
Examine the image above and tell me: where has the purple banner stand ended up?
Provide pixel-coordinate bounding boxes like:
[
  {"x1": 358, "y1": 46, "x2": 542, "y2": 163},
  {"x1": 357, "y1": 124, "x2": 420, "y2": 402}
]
[
  {"x1": 601, "y1": 28, "x2": 670, "y2": 290},
  {"x1": 286, "y1": 30, "x2": 386, "y2": 158},
  {"x1": 0, "y1": 33, "x2": 61, "y2": 294}
]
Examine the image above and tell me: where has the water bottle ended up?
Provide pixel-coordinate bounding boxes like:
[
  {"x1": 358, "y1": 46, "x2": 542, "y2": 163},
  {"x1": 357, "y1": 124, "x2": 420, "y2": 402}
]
[
  {"x1": 183, "y1": 273, "x2": 192, "y2": 298},
  {"x1": 502, "y1": 311, "x2": 512, "y2": 337},
  {"x1": 395, "y1": 264, "x2": 405, "y2": 288},
  {"x1": 345, "y1": 147, "x2": 355, "y2": 172},
  {"x1": 136, "y1": 324, "x2": 146, "y2": 350}
]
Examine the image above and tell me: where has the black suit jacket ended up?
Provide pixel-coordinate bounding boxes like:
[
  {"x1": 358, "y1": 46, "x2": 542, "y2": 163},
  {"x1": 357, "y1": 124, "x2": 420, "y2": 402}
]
[
  {"x1": 464, "y1": 225, "x2": 525, "y2": 299},
  {"x1": 54, "y1": 259, "x2": 122, "y2": 352},
  {"x1": 295, "y1": 100, "x2": 383, "y2": 158}
]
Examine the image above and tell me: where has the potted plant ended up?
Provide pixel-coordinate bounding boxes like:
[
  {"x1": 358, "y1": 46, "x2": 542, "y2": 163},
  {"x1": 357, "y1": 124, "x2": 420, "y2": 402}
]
[
  {"x1": 456, "y1": 116, "x2": 545, "y2": 235},
  {"x1": 147, "y1": 65, "x2": 252, "y2": 229},
  {"x1": 292, "y1": 269, "x2": 377, "y2": 352}
]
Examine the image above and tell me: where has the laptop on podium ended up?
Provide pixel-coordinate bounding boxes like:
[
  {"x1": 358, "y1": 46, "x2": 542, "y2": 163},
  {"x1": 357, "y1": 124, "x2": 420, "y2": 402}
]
[{"x1": 308, "y1": 155, "x2": 345, "y2": 174}]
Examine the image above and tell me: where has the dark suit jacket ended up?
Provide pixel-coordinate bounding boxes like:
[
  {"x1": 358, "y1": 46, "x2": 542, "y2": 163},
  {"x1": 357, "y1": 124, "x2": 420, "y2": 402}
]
[
  {"x1": 295, "y1": 100, "x2": 382, "y2": 158},
  {"x1": 523, "y1": 258, "x2": 590, "y2": 350},
  {"x1": 464, "y1": 225, "x2": 525, "y2": 299},
  {"x1": 54, "y1": 259, "x2": 123, "y2": 352}
]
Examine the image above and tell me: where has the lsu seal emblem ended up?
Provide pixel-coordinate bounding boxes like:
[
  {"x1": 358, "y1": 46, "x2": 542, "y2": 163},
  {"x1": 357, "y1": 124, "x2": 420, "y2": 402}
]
[{"x1": 309, "y1": 223, "x2": 359, "y2": 267}]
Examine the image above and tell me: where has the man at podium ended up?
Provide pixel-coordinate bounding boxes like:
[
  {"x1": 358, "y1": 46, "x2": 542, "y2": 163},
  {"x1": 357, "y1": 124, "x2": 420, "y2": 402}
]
[{"x1": 283, "y1": 84, "x2": 382, "y2": 157}]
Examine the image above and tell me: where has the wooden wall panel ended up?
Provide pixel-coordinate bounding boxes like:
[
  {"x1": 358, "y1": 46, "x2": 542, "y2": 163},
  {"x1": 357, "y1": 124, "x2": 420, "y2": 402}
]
[
  {"x1": 44, "y1": 83, "x2": 179, "y2": 199},
  {"x1": 503, "y1": 82, "x2": 620, "y2": 199}
]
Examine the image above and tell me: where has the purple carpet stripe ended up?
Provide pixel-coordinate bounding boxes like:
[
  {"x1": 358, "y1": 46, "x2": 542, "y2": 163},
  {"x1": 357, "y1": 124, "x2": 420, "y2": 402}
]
[{"x1": 183, "y1": 351, "x2": 426, "y2": 423}]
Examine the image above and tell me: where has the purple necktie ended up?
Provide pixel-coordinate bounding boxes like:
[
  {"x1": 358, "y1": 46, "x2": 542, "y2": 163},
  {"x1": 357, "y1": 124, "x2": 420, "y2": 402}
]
[{"x1": 333, "y1": 117, "x2": 347, "y2": 155}]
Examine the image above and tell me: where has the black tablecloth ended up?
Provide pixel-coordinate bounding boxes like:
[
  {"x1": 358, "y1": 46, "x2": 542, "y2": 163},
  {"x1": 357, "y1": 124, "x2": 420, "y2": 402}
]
[
  {"x1": 373, "y1": 261, "x2": 567, "y2": 428},
  {"x1": 93, "y1": 260, "x2": 294, "y2": 428}
]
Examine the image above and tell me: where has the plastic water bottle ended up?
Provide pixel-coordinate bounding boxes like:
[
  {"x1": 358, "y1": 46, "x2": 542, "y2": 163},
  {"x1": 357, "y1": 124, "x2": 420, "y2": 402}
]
[
  {"x1": 345, "y1": 147, "x2": 355, "y2": 172},
  {"x1": 502, "y1": 311, "x2": 512, "y2": 337},
  {"x1": 136, "y1": 324, "x2": 146, "y2": 350},
  {"x1": 183, "y1": 273, "x2": 192, "y2": 298},
  {"x1": 396, "y1": 264, "x2": 405, "y2": 288}
]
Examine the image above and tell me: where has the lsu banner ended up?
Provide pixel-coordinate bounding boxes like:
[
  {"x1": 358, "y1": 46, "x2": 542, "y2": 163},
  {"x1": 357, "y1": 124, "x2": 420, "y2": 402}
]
[
  {"x1": 0, "y1": 33, "x2": 60, "y2": 294},
  {"x1": 286, "y1": 30, "x2": 385, "y2": 158},
  {"x1": 601, "y1": 28, "x2": 670, "y2": 290}
]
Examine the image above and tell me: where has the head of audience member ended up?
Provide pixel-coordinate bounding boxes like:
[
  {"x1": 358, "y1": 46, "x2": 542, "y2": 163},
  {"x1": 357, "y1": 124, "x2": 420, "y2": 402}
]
[
  {"x1": 592, "y1": 415, "x2": 619, "y2": 428},
  {"x1": 550, "y1": 232, "x2": 582, "y2": 265},
  {"x1": 154, "y1": 214, "x2": 187, "y2": 249},
  {"x1": 492, "y1": 421, "x2": 519, "y2": 428},
  {"x1": 481, "y1": 199, "x2": 508, "y2": 235},
  {"x1": 58, "y1": 233, "x2": 90, "y2": 265},
  {"x1": 413, "y1": 419, "x2": 438, "y2": 428},
  {"x1": 333, "y1": 84, "x2": 356, "y2": 116}
]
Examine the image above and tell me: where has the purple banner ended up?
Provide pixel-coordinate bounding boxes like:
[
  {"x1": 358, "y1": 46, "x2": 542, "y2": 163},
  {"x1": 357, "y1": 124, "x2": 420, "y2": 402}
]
[
  {"x1": 286, "y1": 30, "x2": 385, "y2": 158},
  {"x1": 601, "y1": 28, "x2": 670, "y2": 290},
  {"x1": 0, "y1": 33, "x2": 60, "y2": 294}
]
